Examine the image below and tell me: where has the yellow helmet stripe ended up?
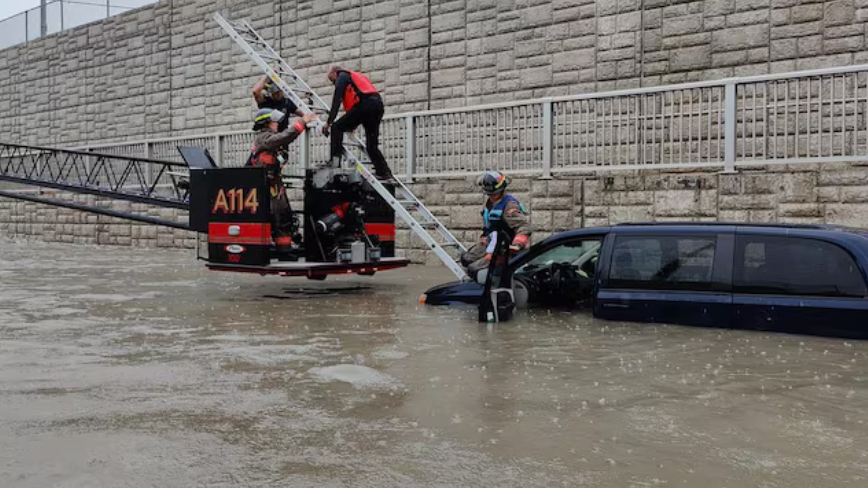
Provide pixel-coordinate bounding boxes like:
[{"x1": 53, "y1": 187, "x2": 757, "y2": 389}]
[{"x1": 494, "y1": 174, "x2": 506, "y2": 188}]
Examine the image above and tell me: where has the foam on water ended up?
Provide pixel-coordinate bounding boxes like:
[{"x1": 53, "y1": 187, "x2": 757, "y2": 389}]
[{"x1": 308, "y1": 364, "x2": 402, "y2": 390}]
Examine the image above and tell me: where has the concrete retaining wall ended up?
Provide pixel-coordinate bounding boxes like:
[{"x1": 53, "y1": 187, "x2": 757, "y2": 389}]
[
  {"x1": 0, "y1": 192, "x2": 195, "y2": 248},
  {"x1": 3, "y1": 0, "x2": 868, "y2": 147},
  {"x1": 4, "y1": 164, "x2": 868, "y2": 262},
  {"x1": 4, "y1": 0, "x2": 868, "y2": 255}
]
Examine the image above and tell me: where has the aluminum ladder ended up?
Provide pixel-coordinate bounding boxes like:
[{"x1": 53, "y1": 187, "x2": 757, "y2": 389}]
[{"x1": 214, "y1": 13, "x2": 469, "y2": 280}]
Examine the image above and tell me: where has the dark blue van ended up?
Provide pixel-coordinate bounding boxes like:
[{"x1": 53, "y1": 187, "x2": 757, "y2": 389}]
[{"x1": 421, "y1": 223, "x2": 868, "y2": 339}]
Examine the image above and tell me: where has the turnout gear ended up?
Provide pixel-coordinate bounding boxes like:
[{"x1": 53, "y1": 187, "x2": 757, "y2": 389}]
[
  {"x1": 482, "y1": 194, "x2": 526, "y2": 235},
  {"x1": 460, "y1": 172, "x2": 532, "y2": 279},
  {"x1": 248, "y1": 114, "x2": 310, "y2": 252}
]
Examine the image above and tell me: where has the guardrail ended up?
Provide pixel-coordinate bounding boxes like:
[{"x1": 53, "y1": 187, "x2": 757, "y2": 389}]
[
  {"x1": 0, "y1": 1, "x2": 154, "y2": 51},
  {"x1": 78, "y1": 64, "x2": 868, "y2": 182}
]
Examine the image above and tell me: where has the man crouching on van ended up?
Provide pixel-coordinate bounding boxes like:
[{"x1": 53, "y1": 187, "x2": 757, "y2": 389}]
[{"x1": 460, "y1": 171, "x2": 532, "y2": 279}]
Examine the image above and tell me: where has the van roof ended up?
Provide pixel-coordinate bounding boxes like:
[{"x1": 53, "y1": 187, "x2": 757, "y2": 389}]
[{"x1": 612, "y1": 222, "x2": 867, "y2": 232}]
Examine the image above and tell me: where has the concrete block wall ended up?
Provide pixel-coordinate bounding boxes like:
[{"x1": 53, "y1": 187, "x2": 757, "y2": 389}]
[
  {"x1": 397, "y1": 165, "x2": 868, "y2": 263},
  {"x1": 4, "y1": 1, "x2": 868, "y2": 149},
  {"x1": 4, "y1": 1, "x2": 868, "y2": 257},
  {"x1": 0, "y1": 192, "x2": 195, "y2": 249},
  {"x1": 4, "y1": 165, "x2": 868, "y2": 262},
  {"x1": 395, "y1": 165, "x2": 868, "y2": 263}
]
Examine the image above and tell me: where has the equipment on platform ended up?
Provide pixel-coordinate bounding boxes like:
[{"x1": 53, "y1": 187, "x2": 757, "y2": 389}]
[
  {"x1": 0, "y1": 140, "x2": 409, "y2": 280},
  {"x1": 214, "y1": 12, "x2": 470, "y2": 281},
  {"x1": 183, "y1": 146, "x2": 407, "y2": 279}
]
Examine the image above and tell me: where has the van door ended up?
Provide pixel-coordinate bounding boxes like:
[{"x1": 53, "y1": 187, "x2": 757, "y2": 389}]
[
  {"x1": 510, "y1": 233, "x2": 607, "y2": 307},
  {"x1": 594, "y1": 230, "x2": 733, "y2": 328},
  {"x1": 731, "y1": 232, "x2": 868, "y2": 339}
]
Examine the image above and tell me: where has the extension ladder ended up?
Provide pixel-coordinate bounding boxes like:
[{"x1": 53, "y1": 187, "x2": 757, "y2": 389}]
[{"x1": 214, "y1": 13, "x2": 469, "y2": 280}]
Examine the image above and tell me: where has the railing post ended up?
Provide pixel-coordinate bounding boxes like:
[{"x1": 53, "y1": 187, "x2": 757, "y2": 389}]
[
  {"x1": 40, "y1": 0, "x2": 47, "y2": 37},
  {"x1": 299, "y1": 129, "x2": 310, "y2": 169},
  {"x1": 723, "y1": 81, "x2": 737, "y2": 173},
  {"x1": 405, "y1": 115, "x2": 416, "y2": 183},
  {"x1": 144, "y1": 142, "x2": 153, "y2": 187},
  {"x1": 541, "y1": 98, "x2": 554, "y2": 179},
  {"x1": 214, "y1": 135, "x2": 223, "y2": 167}
]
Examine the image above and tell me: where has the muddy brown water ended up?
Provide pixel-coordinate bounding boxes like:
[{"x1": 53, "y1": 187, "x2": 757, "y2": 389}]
[{"x1": 1, "y1": 239, "x2": 867, "y2": 487}]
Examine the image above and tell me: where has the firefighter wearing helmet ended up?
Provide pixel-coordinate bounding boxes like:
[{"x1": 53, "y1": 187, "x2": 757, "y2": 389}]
[
  {"x1": 247, "y1": 107, "x2": 318, "y2": 252},
  {"x1": 460, "y1": 171, "x2": 532, "y2": 278}
]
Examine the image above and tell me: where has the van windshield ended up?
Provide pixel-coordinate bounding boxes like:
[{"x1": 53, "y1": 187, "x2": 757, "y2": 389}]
[{"x1": 517, "y1": 240, "x2": 601, "y2": 274}]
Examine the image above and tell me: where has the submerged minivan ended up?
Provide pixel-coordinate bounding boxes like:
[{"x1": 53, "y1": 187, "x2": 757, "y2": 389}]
[{"x1": 422, "y1": 223, "x2": 868, "y2": 339}]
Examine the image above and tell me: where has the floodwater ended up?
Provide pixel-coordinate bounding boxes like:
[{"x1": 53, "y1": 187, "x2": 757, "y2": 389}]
[{"x1": 1, "y1": 240, "x2": 867, "y2": 488}]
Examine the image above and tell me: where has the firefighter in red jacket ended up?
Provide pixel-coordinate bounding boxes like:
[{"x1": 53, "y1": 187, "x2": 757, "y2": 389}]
[
  {"x1": 248, "y1": 108, "x2": 317, "y2": 252},
  {"x1": 322, "y1": 66, "x2": 394, "y2": 180}
]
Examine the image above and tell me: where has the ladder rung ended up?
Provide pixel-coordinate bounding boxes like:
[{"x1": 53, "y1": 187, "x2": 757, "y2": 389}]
[
  {"x1": 240, "y1": 35, "x2": 266, "y2": 45},
  {"x1": 273, "y1": 80, "x2": 306, "y2": 92},
  {"x1": 275, "y1": 70, "x2": 299, "y2": 80}
]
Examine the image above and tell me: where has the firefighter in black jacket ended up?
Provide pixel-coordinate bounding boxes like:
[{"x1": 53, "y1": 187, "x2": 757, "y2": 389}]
[
  {"x1": 322, "y1": 66, "x2": 393, "y2": 180},
  {"x1": 248, "y1": 108, "x2": 317, "y2": 252},
  {"x1": 252, "y1": 75, "x2": 304, "y2": 131}
]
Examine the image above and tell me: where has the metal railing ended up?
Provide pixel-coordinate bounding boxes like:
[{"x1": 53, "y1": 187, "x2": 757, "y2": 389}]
[
  {"x1": 77, "y1": 64, "x2": 868, "y2": 181},
  {"x1": 0, "y1": 1, "x2": 157, "y2": 51}
]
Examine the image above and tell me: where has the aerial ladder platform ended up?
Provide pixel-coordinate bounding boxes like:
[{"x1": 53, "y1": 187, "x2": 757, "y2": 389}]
[
  {"x1": 0, "y1": 142, "x2": 193, "y2": 230},
  {"x1": 213, "y1": 13, "x2": 469, "y2": 281},
  {"x1": 0, "y1": 140, "x2": 412, "y2": 279}
]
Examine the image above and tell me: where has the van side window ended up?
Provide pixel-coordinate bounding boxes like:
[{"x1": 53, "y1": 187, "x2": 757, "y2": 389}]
[
  {"x1": 734, "y1": 236, "x2": 868, "y2": 298},
  {"x1": 609, "y1": 236, "x2": 717, "y2": 290}
]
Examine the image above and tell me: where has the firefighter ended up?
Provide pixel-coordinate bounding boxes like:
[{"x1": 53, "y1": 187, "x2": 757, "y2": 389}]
[
  {"x1": 248, "y1": 108, "x2": 318, "y2": 252},
  {"x1": 460, "y1": 171, "x2": 532, "y2": 279},
  {"x1": 322, "y1": 66, "x2": 393, "y2": 180},
  {"x1": 252, "y1": 75, "x2": 304, "y2": 132}
]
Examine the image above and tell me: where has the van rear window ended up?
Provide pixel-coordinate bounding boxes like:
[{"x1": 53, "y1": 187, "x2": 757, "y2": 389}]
[
  {"x1": 609, "y1": 236, "x2": 718, "y2": 291},
  {"x1": 734, "y1": 236, "x2": 867, "y2": 298}
]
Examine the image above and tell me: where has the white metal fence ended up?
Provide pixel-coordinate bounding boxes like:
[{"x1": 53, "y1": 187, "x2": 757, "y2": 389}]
[
  {"x1": 78, "y1": 64, "x2": 868, "y2": 182},
  {"x1": 0, "y1": 1, "x2": 157, "y2": 51}
]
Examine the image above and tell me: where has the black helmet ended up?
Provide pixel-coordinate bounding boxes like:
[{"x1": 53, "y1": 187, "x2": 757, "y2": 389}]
[{"x1": 477, "y1": 170, "x2": 510, "y2": 195}]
